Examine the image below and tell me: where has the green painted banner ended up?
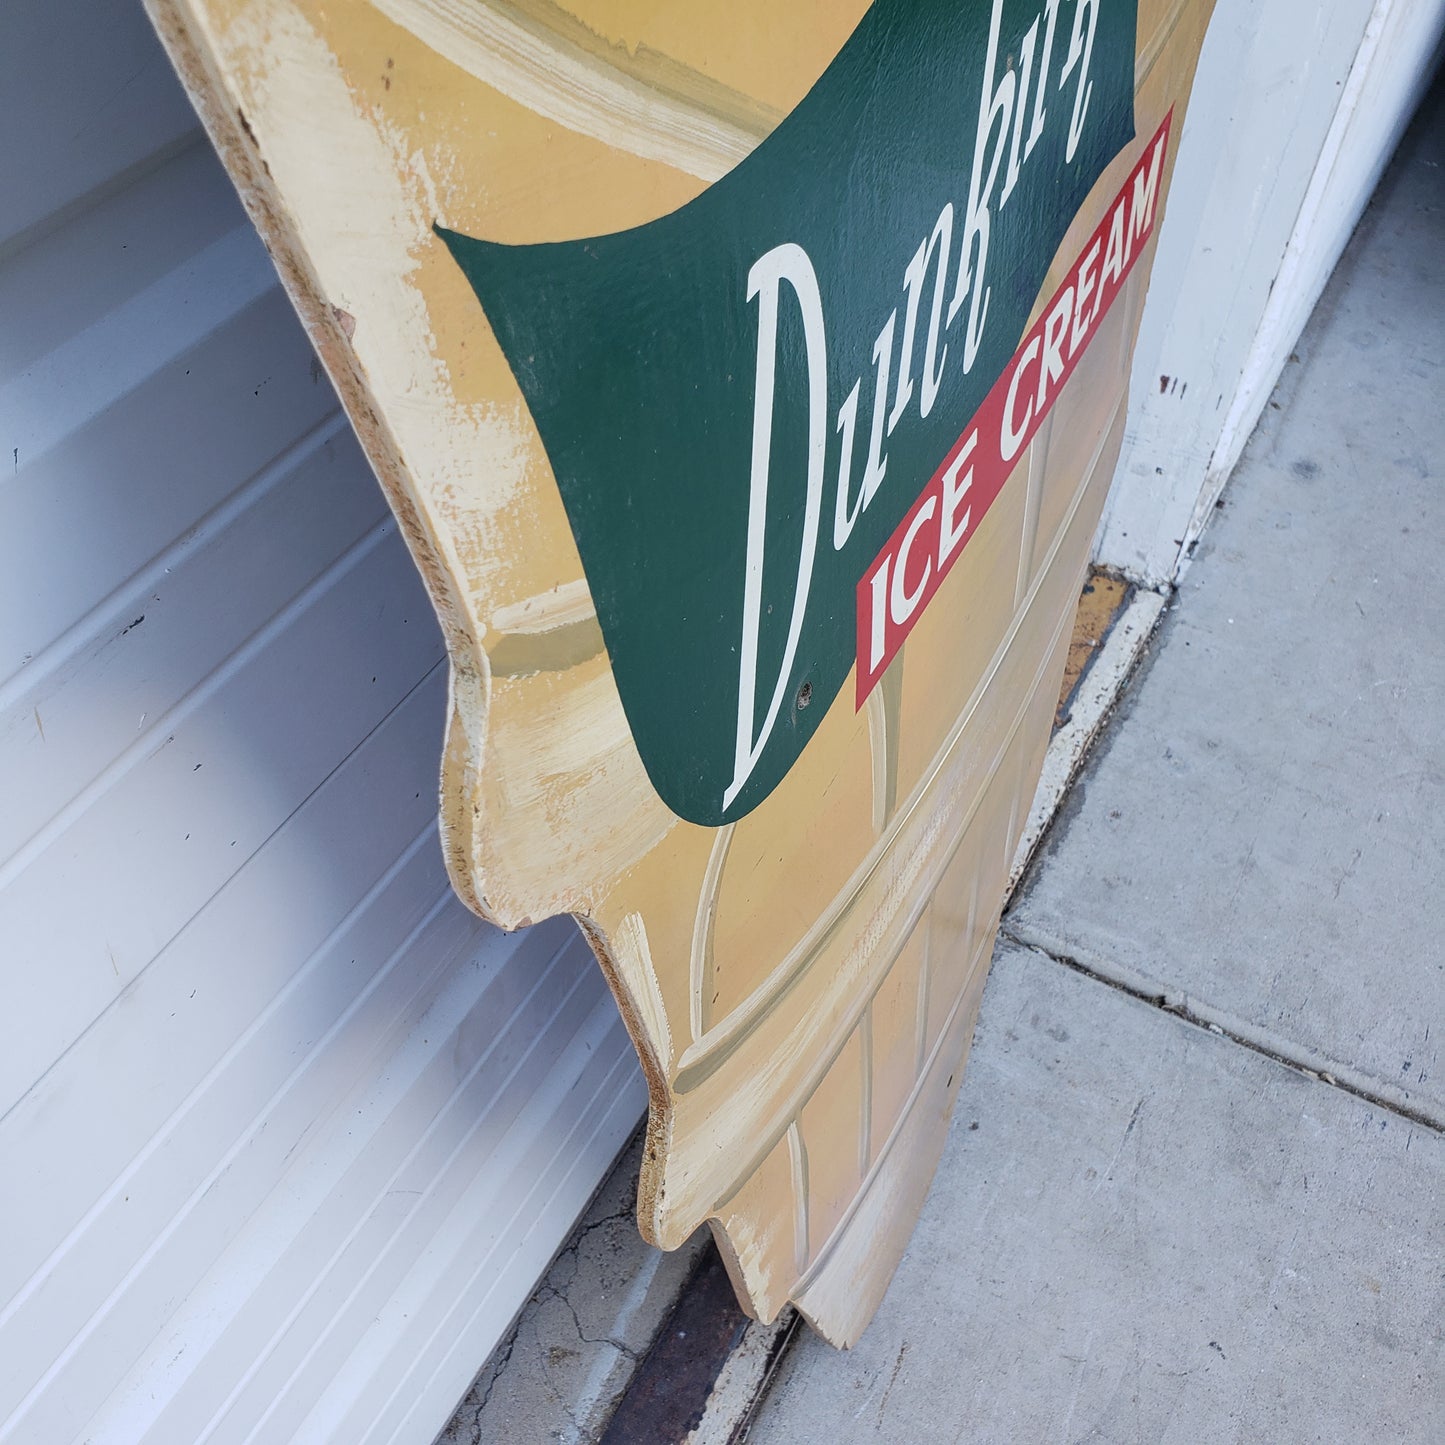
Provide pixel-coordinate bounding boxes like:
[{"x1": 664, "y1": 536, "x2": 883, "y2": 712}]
[{"x1": 440, "y1": 0, "x2": 1137, "y2": 825}]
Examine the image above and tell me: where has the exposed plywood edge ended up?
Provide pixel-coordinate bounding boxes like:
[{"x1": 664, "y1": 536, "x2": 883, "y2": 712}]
[
  {"x1": 142, "y1": 0, "x2": 496, "y2": 914},
  {"x1": 1008, "y1": 587, "x2": 1169, "y2": 895}
]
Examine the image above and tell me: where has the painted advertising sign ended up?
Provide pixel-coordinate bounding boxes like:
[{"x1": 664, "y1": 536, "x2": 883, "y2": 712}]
[
  {"x1": 439, "y1": 0, "x2": 1138, "y2": 825},
  {"x1": 147, "y1": 0, "x2": 1215, "y2": 1344}
]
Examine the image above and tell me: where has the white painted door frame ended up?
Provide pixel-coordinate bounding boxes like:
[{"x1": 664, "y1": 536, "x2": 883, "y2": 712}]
[{"x1": 1096, "y1": 0, "x2": 1445, "y2": 589}]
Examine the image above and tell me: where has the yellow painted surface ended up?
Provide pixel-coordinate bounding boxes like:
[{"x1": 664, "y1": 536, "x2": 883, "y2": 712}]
[
  {"x1": 145, "y1": 0, "x2": 1215, "y2": 1345},
  {"x1": 1058, "y1": 571, "x2": 1134, "y2": 725}
]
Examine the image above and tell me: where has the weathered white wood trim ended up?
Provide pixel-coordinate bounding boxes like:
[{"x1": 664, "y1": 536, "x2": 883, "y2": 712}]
[
  {"x1": 1093, "y1": 0, "x2": 1414, "y2": 587},
  {"x1": 1186, "y1": 0, "x2": 1445, "y2": 559}
]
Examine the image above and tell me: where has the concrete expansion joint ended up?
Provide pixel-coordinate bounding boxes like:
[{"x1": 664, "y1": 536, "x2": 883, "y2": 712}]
[{"x1": 999, "y1": 922, "x2": 1445, "y2": 1138}]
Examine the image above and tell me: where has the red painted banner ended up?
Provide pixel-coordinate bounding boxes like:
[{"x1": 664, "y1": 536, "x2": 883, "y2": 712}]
[{"x1": 856, "y1": 110, "x2": 1173, "y2": 706}]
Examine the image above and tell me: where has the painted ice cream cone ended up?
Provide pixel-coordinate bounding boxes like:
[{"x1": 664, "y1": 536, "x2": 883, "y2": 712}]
[{"x1": 146, "y1": 0, "x2": 1215, "y2": 1345}]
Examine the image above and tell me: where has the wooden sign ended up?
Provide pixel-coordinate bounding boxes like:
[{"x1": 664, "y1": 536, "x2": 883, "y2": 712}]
[{"x1": 147, "y1": 0, "x2": 1214, "y2": 1345}]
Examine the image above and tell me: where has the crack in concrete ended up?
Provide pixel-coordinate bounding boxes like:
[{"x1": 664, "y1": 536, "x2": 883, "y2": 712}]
[
  {"x1": 1001, "y1": 924, "x2": 1445, "y2": 1138},
  {"x1": 542, "y1": 1284, "x2": 642, "y2": 1361},
  {"x1": 456, "y1": 1326, "x2": 517, "y2": 1442},
  {"x1": 446, "y1": 1203, "x2": 643, "y2": 1439}
]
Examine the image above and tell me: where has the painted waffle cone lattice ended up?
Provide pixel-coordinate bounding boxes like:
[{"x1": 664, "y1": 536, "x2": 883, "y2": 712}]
[{"x1": 145, "y1": 0, "x2": 1216, "y2": 1345}]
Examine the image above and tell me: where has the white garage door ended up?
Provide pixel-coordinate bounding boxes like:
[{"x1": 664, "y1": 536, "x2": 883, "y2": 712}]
[{"x1": 0, "y1": 5, "x2": 644, "y2": 1442}]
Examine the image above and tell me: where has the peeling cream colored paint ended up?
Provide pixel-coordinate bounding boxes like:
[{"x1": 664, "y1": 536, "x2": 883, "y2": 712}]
[
  {"x1": 371, "y1": 0, "x2": 766, "y2": 182},
  {"x1": 688, "y1": 823, "x2": 735, "y2": 1042},
  {"x1": 490, "y1": 576, "x2": 596, "y2": 636},
  {"x1": 487, "y1": 577, "x2": 605, "y2": 676},
  {"x1": 217, "y1": 1, "x2": 534, "y2": 560},
  {"x1": 147, "y1": 0, "x2": 1217, "y2": 1348},
  {"x1": 484, "y1": 665, "x2": 677, "y2": 907}
]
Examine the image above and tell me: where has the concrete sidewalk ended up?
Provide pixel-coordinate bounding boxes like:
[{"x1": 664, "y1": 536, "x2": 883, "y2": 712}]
[{"x1": 749, "y1": 74, "x2": 1445, "y2": 1445}]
